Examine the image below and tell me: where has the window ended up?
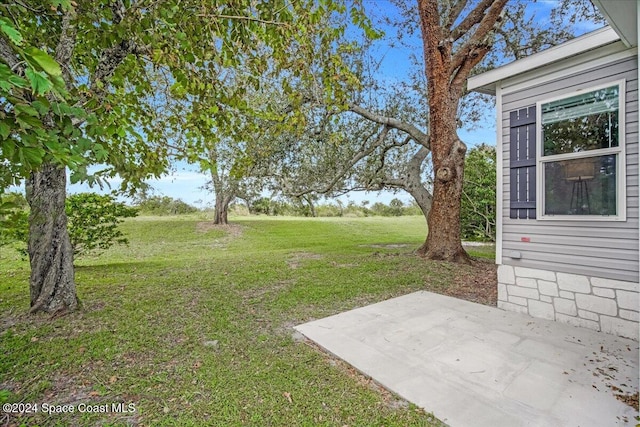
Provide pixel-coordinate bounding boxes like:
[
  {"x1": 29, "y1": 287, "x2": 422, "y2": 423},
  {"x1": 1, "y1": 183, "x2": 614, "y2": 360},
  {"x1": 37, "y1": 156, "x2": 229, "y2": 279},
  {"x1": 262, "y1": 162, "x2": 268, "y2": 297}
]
[{"x1": 537, "y1": 82, "x2": 625, "y2": 219}]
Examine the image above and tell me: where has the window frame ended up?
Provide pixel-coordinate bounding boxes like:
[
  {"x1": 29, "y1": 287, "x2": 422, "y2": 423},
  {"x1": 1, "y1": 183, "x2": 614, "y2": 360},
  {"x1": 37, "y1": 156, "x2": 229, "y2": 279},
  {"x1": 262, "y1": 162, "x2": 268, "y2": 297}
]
[{"x1": 535, "y1": 80, "x2": 626, "y2": 221}]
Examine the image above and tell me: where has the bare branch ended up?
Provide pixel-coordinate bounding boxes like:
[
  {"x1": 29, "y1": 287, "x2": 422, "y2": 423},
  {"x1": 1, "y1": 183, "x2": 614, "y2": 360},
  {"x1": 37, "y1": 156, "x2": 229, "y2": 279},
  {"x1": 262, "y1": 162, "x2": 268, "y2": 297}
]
[
  {"x1": 348, "y1": 103, "x2": 429, "y2": 149},
  {"x1": 450, "y1": 0, "x2": 494, "y2": 41},
  {"x1": 55, "y1": 8, "x2": 77, "y2": 84},
  {"x1": 449, "y1": 0, "x2": 508, "y2": 80},
  {"x1": 446, "y1": 0, "x2": 469, "y2": 30},
  {"x1": 0, "y1": 36, "x2": 22, "y2": 71},
  {"x1": 372, "y1": 134, "x2": 413, "y2": 177}
]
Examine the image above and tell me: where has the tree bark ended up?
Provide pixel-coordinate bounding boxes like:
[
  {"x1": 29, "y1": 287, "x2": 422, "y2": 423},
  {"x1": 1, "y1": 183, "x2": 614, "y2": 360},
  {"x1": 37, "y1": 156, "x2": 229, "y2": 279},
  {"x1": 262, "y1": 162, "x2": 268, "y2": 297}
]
[
  {"x1": 416, "y1": 134, "x2": 470, "y2": 263},
  {"x1": 25, "y1": 162, "x2": 78, "y2": 314},
  {"x1": 302, "y1": 195, "x2": 317, "y2": 217},
  {"x1": 213, "y1": 194, "x2": 231, "y2": 225}
]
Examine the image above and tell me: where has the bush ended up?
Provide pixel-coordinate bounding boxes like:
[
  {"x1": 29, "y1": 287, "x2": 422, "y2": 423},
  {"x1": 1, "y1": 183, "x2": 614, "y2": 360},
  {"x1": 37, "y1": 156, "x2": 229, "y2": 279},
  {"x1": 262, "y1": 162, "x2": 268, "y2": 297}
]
[
  {"x1": 0, "y1": 192, "x2": 29, "y2": 252},
  {"x1": 66, "y1": 193, "x2": 138, "y2": 256},
  {"x1": 461, "y1": 144, "x2": 496, "y2": 242},
  {"x1": 135, "y1": 195, "x2": 198, "y2": 215},
  {"x1": 1, "y1": 192, "x2": 138, "y2": 257}
]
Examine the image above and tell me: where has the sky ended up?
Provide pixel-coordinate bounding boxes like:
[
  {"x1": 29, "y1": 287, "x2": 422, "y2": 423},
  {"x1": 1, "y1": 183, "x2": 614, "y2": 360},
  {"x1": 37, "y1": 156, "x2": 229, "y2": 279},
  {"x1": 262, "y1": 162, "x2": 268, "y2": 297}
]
[{"x1": 17, "y1": 0, "x2": 605, "y2": 208}]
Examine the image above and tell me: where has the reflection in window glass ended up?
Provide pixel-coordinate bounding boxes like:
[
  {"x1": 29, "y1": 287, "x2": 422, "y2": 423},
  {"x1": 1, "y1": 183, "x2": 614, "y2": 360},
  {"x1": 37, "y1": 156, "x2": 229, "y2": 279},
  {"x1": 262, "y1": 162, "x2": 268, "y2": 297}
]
[
  {"x1": 544, "y1": 155, "x2": 617, "y2": 215},
  {"x1": 542, "y1": 86, "x2": 619, "y2": 156}
]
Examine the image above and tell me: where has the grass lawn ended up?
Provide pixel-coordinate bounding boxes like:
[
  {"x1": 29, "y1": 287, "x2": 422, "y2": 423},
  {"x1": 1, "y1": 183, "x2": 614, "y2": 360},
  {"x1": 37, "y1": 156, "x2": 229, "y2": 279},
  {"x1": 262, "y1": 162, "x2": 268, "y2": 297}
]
[{"x1": 0, "y1": 215, "x2": 495, "y2": 426}]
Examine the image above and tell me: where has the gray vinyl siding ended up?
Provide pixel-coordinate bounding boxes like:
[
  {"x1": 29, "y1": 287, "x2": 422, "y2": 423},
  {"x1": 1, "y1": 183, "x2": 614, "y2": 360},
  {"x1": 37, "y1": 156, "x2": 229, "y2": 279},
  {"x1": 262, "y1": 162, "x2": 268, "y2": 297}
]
[{"x1": 501, "y1": 54, "x2": 639, "y2": 282}]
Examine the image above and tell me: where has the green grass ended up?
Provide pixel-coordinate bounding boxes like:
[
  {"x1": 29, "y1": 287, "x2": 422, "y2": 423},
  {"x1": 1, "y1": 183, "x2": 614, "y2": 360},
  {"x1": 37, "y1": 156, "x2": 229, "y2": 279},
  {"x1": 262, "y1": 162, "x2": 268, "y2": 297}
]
[{"x1": 0, "y1": 215, "x2": 494, "y2": 426}]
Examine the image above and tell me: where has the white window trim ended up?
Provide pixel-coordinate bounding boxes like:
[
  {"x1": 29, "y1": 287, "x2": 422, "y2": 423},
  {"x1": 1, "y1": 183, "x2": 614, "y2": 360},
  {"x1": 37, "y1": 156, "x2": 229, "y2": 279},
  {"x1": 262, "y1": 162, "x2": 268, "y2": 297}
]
[{"x1": 536, "y1": 79, "x2": 626, "y2": 221}]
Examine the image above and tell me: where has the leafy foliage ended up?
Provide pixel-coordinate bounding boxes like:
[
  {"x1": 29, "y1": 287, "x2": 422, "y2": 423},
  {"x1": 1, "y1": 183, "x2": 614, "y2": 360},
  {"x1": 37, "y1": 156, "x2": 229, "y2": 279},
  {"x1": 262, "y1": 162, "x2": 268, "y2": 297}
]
[
  {"x1": 1, "y1": 192, "x2": 137, "y2": 256},
  {"x1": 461, "y1": 144, "x2": 496, "y2": 242},
  {"x1": 0, "y1": 192, "x2": 29, "y2": 250},
  {"x1": 66, "y1": 193, "x2": 138, "y2": 256}
]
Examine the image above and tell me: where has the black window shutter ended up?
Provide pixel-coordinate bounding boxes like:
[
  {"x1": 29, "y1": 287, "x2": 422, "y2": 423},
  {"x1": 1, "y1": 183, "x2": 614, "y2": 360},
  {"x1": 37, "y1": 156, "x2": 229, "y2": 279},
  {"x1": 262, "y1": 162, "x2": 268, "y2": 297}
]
[{"x1": 509, "y1": 106, "x2": 536, "y2": 219}]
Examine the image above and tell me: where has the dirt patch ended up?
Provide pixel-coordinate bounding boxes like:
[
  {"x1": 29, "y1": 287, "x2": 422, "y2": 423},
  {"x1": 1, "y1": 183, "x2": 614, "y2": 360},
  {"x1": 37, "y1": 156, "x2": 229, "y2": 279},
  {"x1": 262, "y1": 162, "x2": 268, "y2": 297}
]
[
  {"x1": 242, "y1": 280, "x2": 295, "y2": 302},
  {"x1": 195, "y1": 222, "x2": 243, "y2": 238},
  {"x1": 445, "y1": 259, "x2": 498, "y2": 306},
  {"x1": 287, "y1": 252, "x2": 323, "y2": 269}
]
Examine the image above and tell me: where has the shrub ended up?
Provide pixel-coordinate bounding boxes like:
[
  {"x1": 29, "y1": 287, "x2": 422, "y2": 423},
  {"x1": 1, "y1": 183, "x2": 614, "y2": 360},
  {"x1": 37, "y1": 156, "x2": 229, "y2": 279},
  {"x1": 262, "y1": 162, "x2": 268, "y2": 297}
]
[
  {"x1": 1, "y1": 192, "x2": 138, "y2": 257},
  {"x1": 66, "y1": 193, "x2": 138, "y2": 256},
  {"x1": 461, "y1": 144, "x2": 496, "y2": 242}
]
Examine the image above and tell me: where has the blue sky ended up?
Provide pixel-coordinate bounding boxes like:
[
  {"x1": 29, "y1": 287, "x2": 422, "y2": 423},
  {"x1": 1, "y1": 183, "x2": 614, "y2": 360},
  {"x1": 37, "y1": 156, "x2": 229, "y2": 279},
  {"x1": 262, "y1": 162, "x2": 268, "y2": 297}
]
[{"x1": 62, "y1": 0, "x2": 603, "y2": 207}]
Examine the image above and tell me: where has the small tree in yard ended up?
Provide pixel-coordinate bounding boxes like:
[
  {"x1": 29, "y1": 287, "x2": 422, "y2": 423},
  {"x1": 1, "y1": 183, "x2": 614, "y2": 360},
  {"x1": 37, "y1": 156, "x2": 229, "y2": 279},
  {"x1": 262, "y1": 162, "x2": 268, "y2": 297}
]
[
  {"x1": 461, "y1": 144, "x2": 496, "y2": 242},
  {"x1": 66, "y1": 193, "x2": 137, "y2": 256}
]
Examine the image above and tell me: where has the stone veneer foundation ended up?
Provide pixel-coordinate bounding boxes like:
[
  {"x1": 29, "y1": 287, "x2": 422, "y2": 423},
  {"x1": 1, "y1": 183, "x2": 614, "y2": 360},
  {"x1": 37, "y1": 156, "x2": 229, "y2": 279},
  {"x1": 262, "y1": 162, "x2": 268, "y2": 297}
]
[{"x1": 498, "y1": 265, "x2": 639, "y2": 340}]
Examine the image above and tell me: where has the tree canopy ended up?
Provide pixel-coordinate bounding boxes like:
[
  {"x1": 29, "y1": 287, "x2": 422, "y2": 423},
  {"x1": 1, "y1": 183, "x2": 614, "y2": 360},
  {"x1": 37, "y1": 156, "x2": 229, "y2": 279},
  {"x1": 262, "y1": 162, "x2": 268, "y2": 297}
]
[{"x1": 0, "y1": 0, "x2": 376, "y2": 314}]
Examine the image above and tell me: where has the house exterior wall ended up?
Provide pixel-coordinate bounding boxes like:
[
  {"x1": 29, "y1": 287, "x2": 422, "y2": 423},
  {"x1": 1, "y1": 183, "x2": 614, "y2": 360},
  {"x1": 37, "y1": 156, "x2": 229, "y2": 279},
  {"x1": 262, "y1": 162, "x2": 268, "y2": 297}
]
[{"x1": 497, "y1": 47, "x2": 639, "y2": 340}]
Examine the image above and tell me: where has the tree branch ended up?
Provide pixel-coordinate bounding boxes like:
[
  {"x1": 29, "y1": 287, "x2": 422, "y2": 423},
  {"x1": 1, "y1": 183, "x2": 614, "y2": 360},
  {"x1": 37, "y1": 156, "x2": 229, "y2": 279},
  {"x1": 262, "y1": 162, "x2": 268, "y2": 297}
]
[
  {"x1": 348, "y1": 103, "x2": 430, "y2": 149},
  {"x1": 288, "y1": 125, "x2": 391, "y2": 197},
  {"x1": 55, "y1": 8, "x2": 77, "y2": 85},
  {"x1": 445, "y1": 0, "x2": 469, "y2": 30},
  {"x1": 449, "y1": 0, "x2": 508, "y2": 80},
  {"x1": 0, "y1": 36, "x2": 22, "y2": 71},
  {"x1": 196, "y1": 13, "x2": 288, "y2": 27},
  {"x1": 450, "y1": 0, "x2": 494, "y2": 42}
]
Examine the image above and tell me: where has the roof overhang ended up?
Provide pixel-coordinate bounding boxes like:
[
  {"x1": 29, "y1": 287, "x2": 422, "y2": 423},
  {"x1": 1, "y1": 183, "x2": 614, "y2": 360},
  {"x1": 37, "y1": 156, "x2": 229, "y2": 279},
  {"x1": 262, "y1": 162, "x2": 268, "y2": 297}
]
[
  {"x1": 467, "y1": 26, "x2": 621, "y2": 95},
  {"x1": 591, "y1": 0, "x2": 637, "y2": 48}
]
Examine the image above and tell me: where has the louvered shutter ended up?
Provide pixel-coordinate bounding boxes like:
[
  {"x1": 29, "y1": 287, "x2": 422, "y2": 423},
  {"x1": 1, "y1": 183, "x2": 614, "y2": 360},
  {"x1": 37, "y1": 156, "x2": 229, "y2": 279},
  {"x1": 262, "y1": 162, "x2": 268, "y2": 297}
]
[{"x1": 509, "y1": 106, "x2": 536, "y2": 219}]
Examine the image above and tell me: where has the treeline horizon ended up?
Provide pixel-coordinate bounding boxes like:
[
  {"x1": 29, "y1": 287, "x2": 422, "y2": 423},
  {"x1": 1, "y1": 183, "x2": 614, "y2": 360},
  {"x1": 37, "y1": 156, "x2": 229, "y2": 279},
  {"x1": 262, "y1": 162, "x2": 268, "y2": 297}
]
[{"x1": 134, "y1": 194, "x2": 423, "y2": 218}]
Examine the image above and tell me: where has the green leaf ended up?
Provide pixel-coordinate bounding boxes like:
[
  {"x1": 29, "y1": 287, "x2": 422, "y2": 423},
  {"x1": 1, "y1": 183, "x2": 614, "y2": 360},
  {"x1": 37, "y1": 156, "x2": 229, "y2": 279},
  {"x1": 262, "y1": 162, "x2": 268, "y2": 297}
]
[
  {"x1": 0, "y1": 18, "x2": 23, "y2": 46},
  {"x1": 51, "y1": 0, "x2": 73, "y2": 11},
  {"x1": 31, "y1": 99, "x2": 50, "y2": 115},
  {"x1": 15, "y1": 114, "x2": 41, "y2": 129},
  {"x1": 25, "y1": 68, "x2": 53, "y2": 95},
  {"x1": 19, "y1": 146, "x2": 45, "y2": 167},
  {"x1": 7, "y1": 75, "x2": 29, "y2": 89},
  {"x1": 0, "y1": 120, "x2": 11, "y2": 139},
  {"x1": 15, "y1": 104, "x2": 39, "y2": 117},
  {"x1": 24, "y1": 47, "x2": 62, "y2": 76}
]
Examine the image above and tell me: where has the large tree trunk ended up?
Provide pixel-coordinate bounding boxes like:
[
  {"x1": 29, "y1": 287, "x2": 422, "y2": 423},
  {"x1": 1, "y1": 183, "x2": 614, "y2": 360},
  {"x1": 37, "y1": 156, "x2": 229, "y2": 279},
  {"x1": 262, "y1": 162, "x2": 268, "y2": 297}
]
[
  {"x1": 213, "y1": 194, "x2": 230, "y2": 225},
  {"x1": 25, "y1": 162, "x2": 78, "y2": 314},
  {"x1": 417, "y1": 90, "x2": 470, "y2": 263},
  {"x1": 417, "y1": 0, "x2": 471, "y2": 263}
]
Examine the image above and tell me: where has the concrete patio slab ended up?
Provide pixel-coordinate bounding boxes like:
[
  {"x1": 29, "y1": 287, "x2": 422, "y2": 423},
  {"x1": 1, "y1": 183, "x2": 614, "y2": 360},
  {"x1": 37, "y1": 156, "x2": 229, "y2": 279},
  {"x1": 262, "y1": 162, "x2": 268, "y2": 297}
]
[{"x1": 295, "y1": 291, "x2": 639, "y2": 427}]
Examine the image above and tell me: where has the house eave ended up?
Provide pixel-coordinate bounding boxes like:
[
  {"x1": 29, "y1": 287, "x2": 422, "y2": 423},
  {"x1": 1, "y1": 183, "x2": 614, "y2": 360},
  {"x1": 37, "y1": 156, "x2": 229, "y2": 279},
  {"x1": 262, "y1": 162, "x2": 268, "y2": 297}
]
[
  {"x1": 591, "y1": 0, "x2": 637, "y2": 48},
  {"x1": 467, "y1": 26, "x2": 620, "y2": 96}
]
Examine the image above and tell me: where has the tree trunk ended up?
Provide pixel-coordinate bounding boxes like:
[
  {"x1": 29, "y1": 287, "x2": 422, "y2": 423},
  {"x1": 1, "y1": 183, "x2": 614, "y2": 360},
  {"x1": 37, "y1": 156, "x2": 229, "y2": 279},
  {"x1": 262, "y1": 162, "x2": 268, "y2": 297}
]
[
  {"x1": 25, "y1": 162, "x2": 78, "y2": 314},
  {"x1": 214, "y1": 194, "x2": 230, "y2": 225},
  {"x1": 416, "y1": 0, "x2": 476, "y2": 263},
  {"x1": 303, "y1": 195, "x2": 317, "y2": 217},
  {"x1": 415, "y1": 80, "x2": 470, "y2": 262}
]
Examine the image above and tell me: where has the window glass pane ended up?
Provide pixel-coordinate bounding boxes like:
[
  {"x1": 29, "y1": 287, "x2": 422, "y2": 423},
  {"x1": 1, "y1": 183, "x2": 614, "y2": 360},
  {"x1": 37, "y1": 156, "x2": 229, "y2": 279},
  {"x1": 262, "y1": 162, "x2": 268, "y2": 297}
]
[
  {"x1": 542, "y1": 86, "x2": 619, "y2": 156},
  {"x1": 544, "y1": 155, "x2": 617, "y2": 215}
]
